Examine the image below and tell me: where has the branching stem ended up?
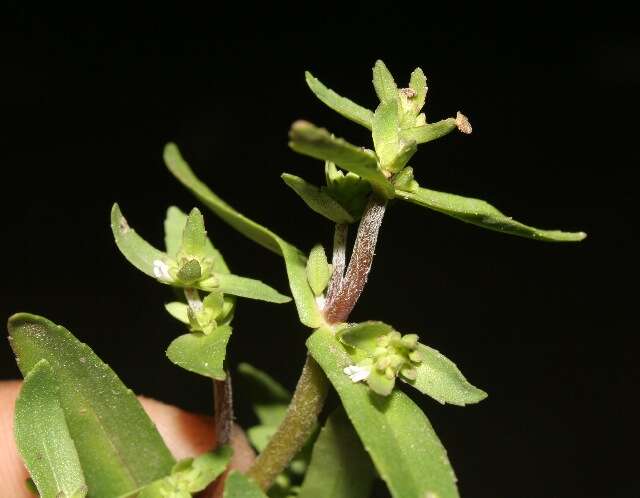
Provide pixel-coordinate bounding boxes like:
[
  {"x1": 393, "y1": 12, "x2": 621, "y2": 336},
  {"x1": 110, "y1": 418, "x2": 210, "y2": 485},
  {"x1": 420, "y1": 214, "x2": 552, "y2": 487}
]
[
  {"x1": 324, "y1": 223, "x2": 348, "y2": 304},
  {"x1": 247, "y1": 196, "x2": 387, "y2": 490}
]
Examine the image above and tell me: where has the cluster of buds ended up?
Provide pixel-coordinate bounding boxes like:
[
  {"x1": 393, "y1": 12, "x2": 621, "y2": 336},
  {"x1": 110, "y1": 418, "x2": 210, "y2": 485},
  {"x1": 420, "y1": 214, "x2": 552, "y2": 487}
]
[{"x1": 339, "y1": 322, "x2": 425, "y2": 396}]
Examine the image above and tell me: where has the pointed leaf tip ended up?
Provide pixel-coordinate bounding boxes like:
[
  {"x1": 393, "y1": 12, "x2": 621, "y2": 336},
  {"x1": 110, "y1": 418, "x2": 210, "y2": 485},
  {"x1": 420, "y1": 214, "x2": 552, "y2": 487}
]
[
  {"x1": 372, "y1": 60, "x2": 398, "y2": 103},
  {"x1": 398, "y1": 185, "x2": 587, "y2": 242},
  {"x1": 305, "y1": 71, "x2": 374, "y2": 130},
  {"x1": 111, "y1": 203, "x2": 168, "y2": 278}
]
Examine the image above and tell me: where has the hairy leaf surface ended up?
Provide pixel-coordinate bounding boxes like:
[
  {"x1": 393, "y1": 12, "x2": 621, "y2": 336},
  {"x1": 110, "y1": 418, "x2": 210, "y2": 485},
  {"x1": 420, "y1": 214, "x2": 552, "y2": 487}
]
[
  {"x1": 9, "y1": 314, "x2": 175, "y2": 498},
  {"x1": 397, "y1": 186, "x2": 587, "y2": 242},
  {"x1": 14, "y1": 360, "x2": 87, "y2": 498},
  {"x1": 307, "y1": 327, "x2": 460, "y2": 498}
]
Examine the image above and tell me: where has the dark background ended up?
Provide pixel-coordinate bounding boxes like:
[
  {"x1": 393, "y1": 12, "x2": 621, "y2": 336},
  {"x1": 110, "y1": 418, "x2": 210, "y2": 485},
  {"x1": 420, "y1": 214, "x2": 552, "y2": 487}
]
[{"x1": 1, "y1": 3, "x2": 637, "y2": 497}]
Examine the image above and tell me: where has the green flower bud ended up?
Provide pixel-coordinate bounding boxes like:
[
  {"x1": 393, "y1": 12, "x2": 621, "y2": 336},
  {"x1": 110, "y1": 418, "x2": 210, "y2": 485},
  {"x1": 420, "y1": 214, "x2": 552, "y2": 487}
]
[
  {"x1": 176, "y1": 258, "x2": 202, "y2": 284},
  {"x1": 409, "y1": 350, "x2": 424, "y2": 363},
  {"x1": 401, "y1": 333, "x2": 419, "y2": 349},
  {"x1": 400, "y1": 367, "x2": 418, "y2": 381},
  {"x1": 376, "y1": 356, "x2": 391, "y2": 371}
]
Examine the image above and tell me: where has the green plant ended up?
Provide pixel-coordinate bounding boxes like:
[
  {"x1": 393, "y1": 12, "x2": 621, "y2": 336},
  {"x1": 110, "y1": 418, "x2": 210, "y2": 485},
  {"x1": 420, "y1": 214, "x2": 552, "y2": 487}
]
[{"x1": 8, "y1": 60, "x2": 585, "y2": 498}]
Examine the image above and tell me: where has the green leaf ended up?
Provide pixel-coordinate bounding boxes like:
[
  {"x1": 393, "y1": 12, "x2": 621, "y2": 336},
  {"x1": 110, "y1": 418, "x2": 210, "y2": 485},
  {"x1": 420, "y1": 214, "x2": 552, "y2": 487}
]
[
  {"x1": 306, "y1": 244, "x2": 330, "y2": 297},
  {"x1": 337, "y1": 321, "x2": 393, "y2": 354},
  {"x1": 281, "y1": 173, "x2": 355, "y2": 224},
  {"x1": 165, "y1": 206, "x2": 230, "y2": 274},
  {"x1": 203, "y1": 290, "x2": 225, "y2": 319},
  {"x1": 408, "y1": 67, "x2": 427, "y2": 114},
  {"x1": 166, "y1": 324, "x2": 232, "y2": 380},
  {"x1": 14, "y1": 359, "x2": 87, "y2": 498},
  {"x1": 237, "y1": 363, "x2": 290, "y2": 426},
  {"x1": 111, "y1": 203, "x2": 168, "y2": 278},
  {"x1": 372, "y1": 60, "x2": 398, "y2": 103},
  {"x1": 223, "y1": 471, "x2": 268, "y2": 498},
  {"x1": 180, "y1": 208, "x2": 207, "y2": 258},
  {"x1": 289, "y1": 121, "x2": 395, "y2": 199},
  {"x1": 165, "y1": 302, "x2": 189, "y2": 324},
  {"x1": 324, "y1": 162, "x2": 372, "y2": 220},
  {"x1": 164, "y1": 143, "x2": 322, "y2": 328},
  {"x1": 186, "y1": 447, "x2": 233, "y2": 492},
  {"x1": 396, "y1": 185, "x2": 587, "y2": 242},
  {"x1": 307, "y1": 327, "x2": 460, "y2": 498},
  {"x1": 165, "y1": 206, "x2": 187, "y2": 258},
  {"x1": 399, "y1": 118, "x2": 458, "y2": 144},
  {"x1": 407, "y1": 345, "x2": 487, "y2": 406},
  {"x1": 121, "y1": 447, "x2": 233, "y2": 498},
  {"x1": 211, "y1": 273, "x2": 291, "y2": 304},
  {"x1": 297, "y1": 408, "x2": 375, "y2": 498},
  {"x1": 8, "y1": 313, "x2": 175, "y2": 498},
  {"x1": 305, "y1": 71, "x2": 374, "y2": 130},
  {"x1": 372, "y1": 100, "x2": 416, "y2": 173},
  {"x1": 247, "y1": 425, "x2": 277, "y2": 452}
]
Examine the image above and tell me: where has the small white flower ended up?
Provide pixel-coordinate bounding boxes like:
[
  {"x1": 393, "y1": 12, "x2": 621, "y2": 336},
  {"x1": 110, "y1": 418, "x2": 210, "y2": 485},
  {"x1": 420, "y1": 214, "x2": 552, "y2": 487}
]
[
  {"x1": 153, "y1": 259, "x2": 172, "y2": 281},
  {"x1": 315, "y1": 294, "x2": 326, "y2": 310},
  {"x1": 344, "y1": 364, "x2": 371, "y2": 383}
]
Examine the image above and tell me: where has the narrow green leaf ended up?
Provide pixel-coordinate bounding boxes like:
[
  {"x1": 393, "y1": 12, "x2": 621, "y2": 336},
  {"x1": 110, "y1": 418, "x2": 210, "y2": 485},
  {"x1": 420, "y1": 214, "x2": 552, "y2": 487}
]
[
  {"x1": 396, "y1": 185, "x2": 587, "y2": 242},
  {"x1": 8, "y1": 314, "x2": 175, "y2": 498},
  {"x1": 337, "y1": 321, "x2": 393, "y2": 354},
  {"x1": 236, "y1": 363, "x2": 290, "y2": 426},
  {"x1": 14, "y1": 360, "x2": 87, "y2": 498},
  {"x1": 306, "y1": 244, "x2": 331, "y2": 297},
  {"x1": 164, "y1": 143, "x2": 322, "y2": 328},
  {"x1": 211, "y1": 273, "x2": 291, "y2": 303},
  {"x1": 180, "y1": 208, "x2": 207, "y2": 257},
  {"x1": 399, "y1": 118, "x2": 457, "y2": 144},
  {"x1": 407, "y1": 345, "x2": 487, "y2": 406},
  {"x1": 308, "y1": 327, "x2": 460, "y2": 498},
  {"x1": 372, "y1": 60, "x2": 398, "y2": 103},
  {"x1": 111, "y1": 203, "x2": 168, "y2": 278},
  {"x1": 305, "y1": 71, "x2": 374, "y2": 130},
  {"x1": 166, "y1": 324, "x2": 232, "y2": 380},
  {"x1": 165, "y1": 206, "x2": 187, "y2": 258},
  {"x1": 165, "y1": 206, "x2": 230, "y2": 274},
  {"x1": 223, "y1": 471, "x2": 268, "y2": 498},
  {"x1": 408, "y1": 67, "x2": 427, "y2": 114},
  {"x1": 289, "y1": 121, "x2": 395, "y2": 199},
  {"x1": 281, "y1": 173, "x2": 355, "y2": 224},
  {"x1": 297, "y1": 408, "x2": 375, "y2": 498}
]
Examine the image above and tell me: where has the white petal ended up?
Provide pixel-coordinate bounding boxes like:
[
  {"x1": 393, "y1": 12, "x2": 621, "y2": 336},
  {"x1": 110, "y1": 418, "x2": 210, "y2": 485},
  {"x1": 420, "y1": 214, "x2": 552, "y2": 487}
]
[
  {"x1": 343, "y1": 365, "x2": 370, "y2": 383},
  {"x1": 153, "y1": 259, "x2": 171, "y2": 281}
]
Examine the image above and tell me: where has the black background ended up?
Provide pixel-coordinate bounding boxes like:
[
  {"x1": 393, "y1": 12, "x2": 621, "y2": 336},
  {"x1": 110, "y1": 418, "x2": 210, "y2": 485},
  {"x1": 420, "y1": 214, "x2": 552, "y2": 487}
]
[{"x1": 1, "y1": 3, "x2": 637, "y2": 497}]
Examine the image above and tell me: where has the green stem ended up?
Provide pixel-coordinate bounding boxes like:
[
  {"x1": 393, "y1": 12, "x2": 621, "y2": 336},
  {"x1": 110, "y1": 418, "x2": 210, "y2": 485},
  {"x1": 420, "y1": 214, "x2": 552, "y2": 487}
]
[
  {"x1": 247, "y1": 196, "x2": 387, "y2": 490},
  {"x1": 246, "y1": 355, "x2": 328, "y2": 489}
]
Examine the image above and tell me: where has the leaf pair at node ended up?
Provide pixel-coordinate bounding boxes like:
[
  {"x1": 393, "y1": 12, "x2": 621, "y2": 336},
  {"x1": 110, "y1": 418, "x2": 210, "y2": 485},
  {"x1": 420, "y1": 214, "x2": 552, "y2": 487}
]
[
  {"x1": 111, "y1": 204, "x2": 291, "y2": 304},
  {"x1": 337, "y1": 321, "x2": 487, "y2": 404},
  {"x1": 286, "y1": 60, "x2": 585, "y2": 242}
]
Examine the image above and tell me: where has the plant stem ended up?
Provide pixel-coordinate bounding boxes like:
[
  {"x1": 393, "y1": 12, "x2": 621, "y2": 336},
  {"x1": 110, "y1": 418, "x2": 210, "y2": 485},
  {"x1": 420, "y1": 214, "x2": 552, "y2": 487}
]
[
  {"x1": 324, "y1": 197, "x2": 387, "y2": 323},
  {"x1": 325, "y1": 223, "x2": 348, "y2": 304},
  {"x1": 247, "y1": 196, "x2": 387, "y2": 490},
  {"x1": 247, "y1": 355, "x2": 328, "y2": 489},
  {"x1": 213, "y1": 375, "x2": 233, "y2": 447}
]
